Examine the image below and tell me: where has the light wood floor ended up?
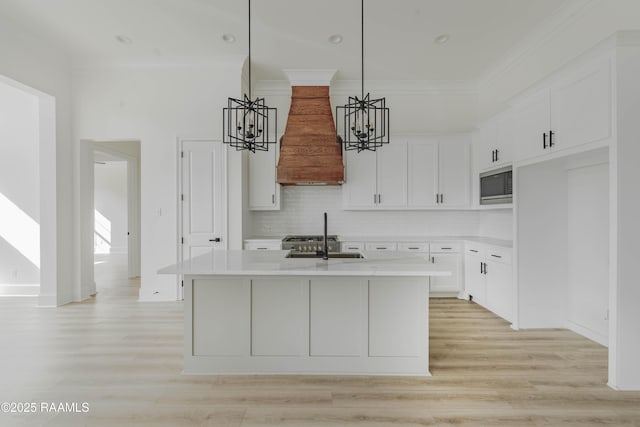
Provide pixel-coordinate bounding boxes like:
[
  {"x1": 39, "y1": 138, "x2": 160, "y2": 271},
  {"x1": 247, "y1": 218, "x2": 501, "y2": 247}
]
[{"x1": 1, "y1": 265, "x2": 639, "y2": 426}]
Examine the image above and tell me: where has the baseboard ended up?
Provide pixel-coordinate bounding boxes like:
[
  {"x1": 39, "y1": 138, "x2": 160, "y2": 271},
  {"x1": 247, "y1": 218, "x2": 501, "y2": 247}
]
[
  {"x1": 38, "y1": 293, "x2": 58, "y2": 307},
  {"x1": 0, "y1": 284, "x2": 39, "y2": 296},
  {"x1": 566, "y1": 320, "x2": 608, "y2": 347}
]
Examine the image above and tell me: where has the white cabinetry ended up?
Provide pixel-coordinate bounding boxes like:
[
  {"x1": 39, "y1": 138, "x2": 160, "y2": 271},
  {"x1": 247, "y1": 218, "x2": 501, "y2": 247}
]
[
  {"x1": 249, "y1": 145, "x2": 280, "y2": 210},
  {"x1": 244, "y1": 239, "x2": 281, "y2": 250},
  {"x1": 344, "y1": 135, "x2": 470, "y2": 210},
  {"x1": 343, "y1": 239, "x2": 461, "y2": 296},
  {"x1": 464, "y1": 242, "x2": 512, "y2": 322},
  {"x1": 341, "y1": 241, "x2": 365, "y2": 252},
  {"x1": 429, "y1": 242, "x2": 462, "y2": 295},
  {"x1": 514, "y1": 56, "x2": 612, "y2": 163},
  {"x1": 407, "y1": 136, "x2": 470, "y2": 208},
  {"x1": 343, "y1": 142, "x2": 407, "y2": 209},
  {"x1": 476, "y1": 109, "x2": 514, "y2": 172}
]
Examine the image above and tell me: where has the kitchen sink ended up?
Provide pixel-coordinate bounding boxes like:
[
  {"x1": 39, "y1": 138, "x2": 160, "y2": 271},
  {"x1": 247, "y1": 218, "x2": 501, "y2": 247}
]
[{"x1": 286, "y1": 252, "x2": 365, "y2": 259}]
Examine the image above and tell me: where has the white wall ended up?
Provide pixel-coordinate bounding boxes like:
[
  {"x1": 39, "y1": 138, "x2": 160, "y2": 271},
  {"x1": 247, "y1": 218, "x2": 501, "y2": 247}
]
[
  {"x1": 610, "y1": 40, "x2": 640, "y2": 390},
  {"x1": 478, "y1": 0, "x2": 640, "y2": 121},
  {"x1": 94, "y1": 161, "x2": 128, "y2": 254},
  {"x1": 516, "y1": 158, "x2": 568, "y2": 329},
  {"x1": 566, "y1": 161, "x2": 609, "y2": 345},
  {"x1": 0, "y1": 13, "x2": 74, "y2": 306},
  {"x1": 249, "y1": 186, "x2": 481, "y2": 238},
  {"x1": 0, "y1": 82, "x2": 40, "y2": 289},
  {"x1": 73, "y1": 61, "x2": 243, "y2": 300},
  {"x1": 257, "y1": 80, "x2": 478, "y2": 137}
]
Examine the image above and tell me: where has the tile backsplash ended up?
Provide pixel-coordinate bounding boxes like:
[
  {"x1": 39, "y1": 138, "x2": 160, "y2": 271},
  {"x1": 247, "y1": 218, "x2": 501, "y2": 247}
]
[{"x1": 248, "y1": 186, "x2": 512, "y2": 239}]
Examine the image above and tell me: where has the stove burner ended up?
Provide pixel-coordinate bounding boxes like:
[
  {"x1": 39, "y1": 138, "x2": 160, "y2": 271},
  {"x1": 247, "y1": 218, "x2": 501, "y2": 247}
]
[{"x1": 282, "y1": 235, "x2": 340, "y2": 253}]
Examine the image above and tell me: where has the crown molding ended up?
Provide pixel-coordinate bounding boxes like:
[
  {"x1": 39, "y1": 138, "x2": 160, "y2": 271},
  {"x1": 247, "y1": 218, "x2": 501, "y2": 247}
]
[
  {"x1": 478, "y1": 0, "x2": 596, "y2": 90},
  {"x1": 282, "y1": 69, "x2": 337, "y2": 86},
  {"x1": 255, "y1": 79, "x2": 477, "y2": 96}
]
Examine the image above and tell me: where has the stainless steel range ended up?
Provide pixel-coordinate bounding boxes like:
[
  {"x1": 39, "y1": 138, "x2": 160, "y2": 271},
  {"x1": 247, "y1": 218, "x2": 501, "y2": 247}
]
[{"x1": 282, "y1": 235, "x2": 340, "y2": 253}]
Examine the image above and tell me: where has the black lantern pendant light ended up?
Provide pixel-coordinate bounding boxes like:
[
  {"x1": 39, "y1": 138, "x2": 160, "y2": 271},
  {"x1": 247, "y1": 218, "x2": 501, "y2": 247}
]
[
  {"x1": 337, "y1": 0, "x2": 389, "y2": 152},
  {"x1": 223, "y1": 0, "x2": 277, "y2": 152}
]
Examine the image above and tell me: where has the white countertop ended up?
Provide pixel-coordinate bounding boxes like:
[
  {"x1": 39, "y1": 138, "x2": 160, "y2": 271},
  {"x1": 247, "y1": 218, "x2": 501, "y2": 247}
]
[
  {"x1": 245, "y1": 235, "x2": 512, "y2": 248},
  {"x1": 159, "y1": 250, "x2": 452, "y2": 277}
]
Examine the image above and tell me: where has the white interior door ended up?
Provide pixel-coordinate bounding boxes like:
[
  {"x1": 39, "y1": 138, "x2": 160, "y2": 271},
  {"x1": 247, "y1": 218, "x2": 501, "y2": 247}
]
[{"x1": 181, "y1": 140, "x2": 226, "y2": 263}]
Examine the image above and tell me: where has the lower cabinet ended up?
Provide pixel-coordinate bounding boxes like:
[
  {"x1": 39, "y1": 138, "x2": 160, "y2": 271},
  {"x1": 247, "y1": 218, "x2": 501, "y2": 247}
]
[
  {"x1": 464, "y1": 243, "x2": 513, "y2": 322},
  {"x1": 244, "y1": 239, "x2": 281, "y2": 250},
  {"x1": 429, "y1": 242, "x2": 462, "y2": 295}
]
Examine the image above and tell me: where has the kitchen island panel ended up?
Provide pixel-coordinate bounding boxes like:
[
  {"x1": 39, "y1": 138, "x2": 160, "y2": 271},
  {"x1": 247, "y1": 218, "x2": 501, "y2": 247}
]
[
  {"x1": 310, "y1": 278, "x2": 366, "y2": 357},
  {"x1": 251, "y1": 278, "x2": 309, "y2": 357},
  {"x1": 369, "y1": 278, "x2": 427, "y2": 358},
  {"x1": 191, "y1": 278, "x2": 250, "y2": 357}
]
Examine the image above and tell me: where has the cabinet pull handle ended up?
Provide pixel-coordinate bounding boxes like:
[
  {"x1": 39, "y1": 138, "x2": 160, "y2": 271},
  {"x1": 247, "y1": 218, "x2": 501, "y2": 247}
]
[
  {"x1": 480, "y1": 262, "x2": 484, "y2": 273},
  {"x1": 408, "y1": 247, "x2": 420, "y2": 250},
  {"x1": 491, "y1": 254, "x2": 502, "y2": 258},
  {"x1": 484, "y1": 262, "x2": 488, "y2": 275},
  {"x1": 257, "y1": 247, "x2": 267, "y2": 250},
  {"x1": 376, "y1": 247, "x2": 387, "y2": 250},
  {"x1": 378, "y1": 194, "x2": 381, "y2": 204},
  {"x1": 272, "y1": 194, "x2": 275, "y2": 204},
  {"x1": 431, "y1": 256, "x2": 435, "y2": 263},
  {"x1": 543, "y1": 132, "x2": 548, "y2": 149},
  {"x1": 470, "y1": 249, "x2": 478, "y2": 253},
  {"x1": 441, "y1": 247, "x2": 452, "y2": 250},
  {"x1": 373, "y1": 194, "x2": 377, "y2": 204},
  {"x1": 440, "y1": 194, "x2": 444, "y2": 204},
  {"x1": 209, "y1": 237, "x2": 221, "y2": 242},
  {"x1": 495, "y1": 149, "x2": 499, "y2": 162},
  {"x1": 549, "y1": 130, "x2": 555, "y2": 147},
  {"x1": 435, "y1": 193, "x2": 439, "y2": 204}
]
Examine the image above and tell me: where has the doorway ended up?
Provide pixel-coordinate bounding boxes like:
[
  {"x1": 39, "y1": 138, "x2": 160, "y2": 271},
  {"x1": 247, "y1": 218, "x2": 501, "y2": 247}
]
[{"x1": 82, "y1": 140, "x2": 141, "y2": 297}]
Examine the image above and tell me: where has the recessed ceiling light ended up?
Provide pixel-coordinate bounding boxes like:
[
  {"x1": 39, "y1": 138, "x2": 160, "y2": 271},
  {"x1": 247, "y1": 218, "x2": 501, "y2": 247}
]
[
  {"x1": 222, "y1": 33, "x2": 236, "y2": 43},
  {"x1": 328, "y1": 34, "x2": 343, "y2": 44},
  {"x1": 115, "y1": 34, "x2": 133, "y2": 45},
  {"x1": 434, "y1": 34, "x2": 450, "y2": 45}
]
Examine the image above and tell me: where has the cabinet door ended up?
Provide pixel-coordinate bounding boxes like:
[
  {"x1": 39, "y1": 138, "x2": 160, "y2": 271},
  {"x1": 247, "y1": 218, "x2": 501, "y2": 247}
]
[
  {"x1": 343, "y1": 149, "x2": 377, "y2": 208},
  {"x1": 514, "y1": 88, "x2": 551, "y2": 161},
  {"x1": 551, "y1": 57, "x2": 611, "y2": 152},
  {"x1": 476, "y1": 119, "x2": 497, "y2": 172},
  {"x1": 249, "y1": 147, "x2": 279, "y2": 210},
  {"x1": 464, "y1": 254, "x2": 486, "y2": 305},
  {"x1": 430, "y1": 253, "x2": 461, "y2": 294},
  {"x1": 494, "y1": 109, "x2": 514, "y2": 167},
  {"x1": 376, "y1": 142, "x2": 407, "y2": 208},
  {"x1": 485, "y1": 260, "x2": 512, "y2": 322},
  {"x1": 438, "y1": 139, "x2": 470, "y2": 207},
  {"x1": 407, "y1": 140, "x2": 438, "y2": 207}
]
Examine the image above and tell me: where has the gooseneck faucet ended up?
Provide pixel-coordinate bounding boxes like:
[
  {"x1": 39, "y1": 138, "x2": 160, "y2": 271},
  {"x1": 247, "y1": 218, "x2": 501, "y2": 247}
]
[{"x1": 323, "y1": 212, "x2": 329, "y2": 260}]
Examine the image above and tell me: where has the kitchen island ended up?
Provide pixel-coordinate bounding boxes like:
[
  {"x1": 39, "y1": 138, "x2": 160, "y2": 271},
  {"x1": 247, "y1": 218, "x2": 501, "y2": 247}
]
[{"x1": 159, "y1": 250, "x2": 451, "y2": 376}]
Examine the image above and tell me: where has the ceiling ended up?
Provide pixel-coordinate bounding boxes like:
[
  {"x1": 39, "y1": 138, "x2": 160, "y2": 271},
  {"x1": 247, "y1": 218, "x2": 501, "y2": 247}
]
[{"x1": 0, "y1": 0, "x2": 572, "y2": 83}]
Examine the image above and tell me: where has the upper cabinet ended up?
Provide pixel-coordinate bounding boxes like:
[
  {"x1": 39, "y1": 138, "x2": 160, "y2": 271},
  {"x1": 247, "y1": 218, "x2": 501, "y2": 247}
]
[
  {"x1": 342, "y1": 142, "x2": 408, "y2": 209},
  {"x1": 407, "y1": 136, "x2": 470, "y2": 208},
  {"x1": 514, "y1": 56, "x2": 612, "y2": 163},
  {"x1": 343, "y1": 135, "x2": 470, "y2": 210},
  {"x1": 248, "y1": 144, "x2": 280, "y2": 210},
  {"x1": 476, "y1": 109, "x2": 514, "y2": 172}
]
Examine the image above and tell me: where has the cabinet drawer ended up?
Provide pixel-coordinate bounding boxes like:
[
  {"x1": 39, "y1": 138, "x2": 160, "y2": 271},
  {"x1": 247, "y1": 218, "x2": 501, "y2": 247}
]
[
  {"x1": 397, "y1": 242, "x2": 428, "y2": 252},
  {"x1": 365, "y1": 242, "x2": 398, "y2": 251},
  {"x1": 465, "y1": 243, "x2": 486, "y2": 258},
  {"x1": 486, "y1": 246, "x2": 512, "y2": 264},
  {"x1": 341, "y1": 242, "x2": 365, "y2": 252},
  {"x1": 429, "y1": 242, "x2": 461, "y2": 253},
  {"x1": 244, "y1": 240, "x2": 281, "y2": 250}
]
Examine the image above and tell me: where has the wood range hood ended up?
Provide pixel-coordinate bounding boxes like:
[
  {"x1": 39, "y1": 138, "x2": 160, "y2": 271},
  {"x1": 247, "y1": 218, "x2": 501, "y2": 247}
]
[{"x1": 276, "y1": 70, "x2": 344, "y2": 185}]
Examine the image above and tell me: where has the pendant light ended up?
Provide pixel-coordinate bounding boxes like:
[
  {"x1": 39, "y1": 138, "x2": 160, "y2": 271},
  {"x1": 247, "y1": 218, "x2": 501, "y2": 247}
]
[
  {"x1": 336, "y1": 0, "x2": 389, "y2": 152},
  {"x1": 223, "y1": 0, "x2": 277, "y2": 152}
]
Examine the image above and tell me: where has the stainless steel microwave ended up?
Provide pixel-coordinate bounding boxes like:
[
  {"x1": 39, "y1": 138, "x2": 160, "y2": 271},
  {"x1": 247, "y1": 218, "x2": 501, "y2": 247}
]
[{"x1": 480, "y1": 166, "x2": 512, "y2": 205}]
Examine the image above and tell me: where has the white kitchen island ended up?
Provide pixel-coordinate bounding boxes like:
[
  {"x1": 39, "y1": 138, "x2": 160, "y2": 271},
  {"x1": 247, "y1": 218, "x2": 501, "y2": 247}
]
[{"x1": 159, "y1": 250, "x2": 451, "y2": 376}]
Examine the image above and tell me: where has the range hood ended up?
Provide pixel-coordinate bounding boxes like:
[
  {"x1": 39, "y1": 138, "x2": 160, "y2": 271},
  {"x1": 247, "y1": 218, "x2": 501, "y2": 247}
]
[{"x1": 276, "y1": 70, "x2": 344, "y2": 185}]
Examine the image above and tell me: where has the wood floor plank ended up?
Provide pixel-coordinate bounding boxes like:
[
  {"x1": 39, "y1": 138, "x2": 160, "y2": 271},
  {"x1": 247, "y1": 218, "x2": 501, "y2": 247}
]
[{"x1": 0, "y1": 268, "x2": 638, "y2": 426}]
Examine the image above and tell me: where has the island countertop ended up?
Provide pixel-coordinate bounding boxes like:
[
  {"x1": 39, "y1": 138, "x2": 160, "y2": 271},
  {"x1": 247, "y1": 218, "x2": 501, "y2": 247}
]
[{"x1": 159, "y1": 250, "x2": 452, "y2": 277}]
